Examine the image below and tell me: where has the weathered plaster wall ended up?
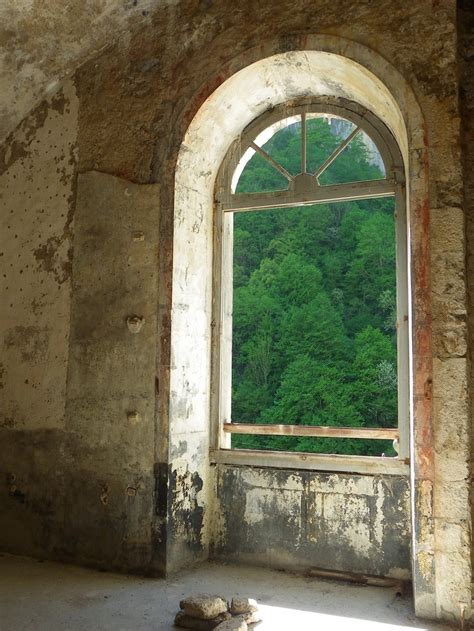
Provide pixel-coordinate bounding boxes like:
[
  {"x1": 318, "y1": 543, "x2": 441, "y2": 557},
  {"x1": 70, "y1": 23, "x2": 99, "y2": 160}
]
[
  {"x1": 0, "y1": 0, "x2": 471, "y2": 623},
  {"x1": 0, "y1": 154, "x2": 160, "y2": 569},
  {"x1": 459, "y1": 0, "x2": 474, "y2": 585},
  {"x1": 0, "y1": 79, "x2": 78, "y2": 555},
  {"x1": 213, "y1": 467, "x2": 411, "y2": 578},
  {"x1": 63, "y1": 171, "x2": 160, "y2": 571},
  {"x1": 0, "y1": 80, "x2": 77, "y2": 430},
  {"x1": 0, "y1": 0, "x2": 173, "y2": 145}
]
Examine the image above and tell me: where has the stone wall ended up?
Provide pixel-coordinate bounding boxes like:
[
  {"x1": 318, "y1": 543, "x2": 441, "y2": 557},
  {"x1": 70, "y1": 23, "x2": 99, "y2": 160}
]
[
  {"x1": 0, "y1": 80, "x2": 77, "y2": 432},
  {"x1": 0, "y1": 99, "x2": 161, "y2": 570},
  {"x1": 0, "y1": 0, "x2": 471, "y2": 622},
  {"x1": 0, "y1": 80, "x2": 78, "y2": 556},
  {"x1": 213, "y1": 467, "x2": 411, "y2": 578},
  {"x1": 459, "y1": 0, "x2": 474, "y2": 584}
]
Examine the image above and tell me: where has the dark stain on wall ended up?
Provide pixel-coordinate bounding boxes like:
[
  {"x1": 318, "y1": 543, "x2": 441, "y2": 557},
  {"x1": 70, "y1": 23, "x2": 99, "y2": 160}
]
[
  {"x1": 213, "y1": 465, "x2": 411, "y2": 578},
  {"x1": 169, "y1": 467, "x2": 205, "y2": 554},
  {"x1": 4, "y1": 325, "x2": 49, "y2": 362},
  {"x1": 33, "y1": 236, "x2": 71, "y2": 284},
  {"x1": 153, "y1": 460, "x2": 169, "y2": 572}
]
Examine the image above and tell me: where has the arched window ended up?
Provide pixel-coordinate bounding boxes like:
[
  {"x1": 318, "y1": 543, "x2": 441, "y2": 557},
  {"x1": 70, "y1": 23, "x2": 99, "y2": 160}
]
[{"x1": 212, "y1": 97, "x2": 408, "y2": 472}]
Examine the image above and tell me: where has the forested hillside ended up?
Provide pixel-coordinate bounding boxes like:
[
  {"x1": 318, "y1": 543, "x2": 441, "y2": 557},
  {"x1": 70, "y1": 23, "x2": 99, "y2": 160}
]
[{"x1": 231, "y1": 118, "x2": 398, "y2": 456}]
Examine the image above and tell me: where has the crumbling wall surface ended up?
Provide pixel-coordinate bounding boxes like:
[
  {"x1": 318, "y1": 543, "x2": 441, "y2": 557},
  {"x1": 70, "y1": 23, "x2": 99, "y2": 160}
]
[
  {"x1": 213, "y1": 466, "x2": 411, "y2": 578},
  {"x1": 0, "y1": 0, "x2": 470, "y2": 621},
  {"x1": 0, "y1": 80, "x2": 78, "y2": 557},
  {"x1": 459, "y1": 0, "x2": 474, "y2": 584},
  {"x1": 0, "y1": 153, "x2": 160, "y2": 567},
  {"x1": 0, "y1": 79, "x2": 77, "y2": 431},
  {"x1": 72, "y1": 0, "x2": 469, "y2": 618},
  {"x1": 74, "y1": 0, "x2": 458, "y2": 183},
  {"x1": 0, "y1": 0, "x2": 172, "y2": 145},
  {"x1": 63, "y1": 171, "x2": 160, "y2": 571}
]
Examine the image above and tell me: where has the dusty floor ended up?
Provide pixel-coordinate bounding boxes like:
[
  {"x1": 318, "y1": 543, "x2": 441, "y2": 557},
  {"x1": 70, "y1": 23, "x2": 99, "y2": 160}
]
[{"x1": 0, "y1": 554, "x2": 454, "y2": 631}]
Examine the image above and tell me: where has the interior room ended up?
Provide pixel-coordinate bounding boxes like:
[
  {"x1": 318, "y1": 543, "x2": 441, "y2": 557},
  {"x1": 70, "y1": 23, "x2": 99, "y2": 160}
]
[{"x1": 1, "y1": 1, "x2": 473, "y2": 628}]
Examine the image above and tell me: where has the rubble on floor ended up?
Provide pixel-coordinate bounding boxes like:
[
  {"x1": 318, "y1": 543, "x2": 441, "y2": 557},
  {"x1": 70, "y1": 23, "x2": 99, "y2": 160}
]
[{"x1": 175, "y1": 595, "x2": 260, "y2": 629}]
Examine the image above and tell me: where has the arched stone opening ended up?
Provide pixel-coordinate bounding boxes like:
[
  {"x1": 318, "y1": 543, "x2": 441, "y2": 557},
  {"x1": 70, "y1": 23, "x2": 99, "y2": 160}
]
[
  {"x1": 166, "y1": 38, "x2": 468, "y2": 622},
  {"x1": 0, "y1": 5, "x2": 472, "y2": 627}
]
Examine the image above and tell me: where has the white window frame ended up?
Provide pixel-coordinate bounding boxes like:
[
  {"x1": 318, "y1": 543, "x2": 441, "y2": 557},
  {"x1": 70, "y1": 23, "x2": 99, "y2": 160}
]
[{"x1": 210, "y1": 97, "x2": 409, "y2": 475}]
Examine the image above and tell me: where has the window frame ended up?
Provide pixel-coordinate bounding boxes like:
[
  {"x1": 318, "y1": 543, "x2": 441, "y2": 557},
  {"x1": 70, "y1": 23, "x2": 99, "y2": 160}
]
[{"x1": 210, "y1": 97, "x2": 409, "y2": 475}]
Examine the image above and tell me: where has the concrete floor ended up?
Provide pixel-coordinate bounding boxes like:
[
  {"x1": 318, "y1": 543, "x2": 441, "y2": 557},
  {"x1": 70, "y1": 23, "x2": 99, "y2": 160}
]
[{"x1": 0, "y1": 554, "x2": 454, "y2": 631}]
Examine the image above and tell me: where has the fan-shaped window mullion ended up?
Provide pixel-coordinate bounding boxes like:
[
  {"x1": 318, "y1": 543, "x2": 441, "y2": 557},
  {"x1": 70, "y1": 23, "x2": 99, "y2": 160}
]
[
  {"x1": 314, "y1": 126, "x2": 361, "y2": 181},
  {"x1": 228, "y1": 106, "x2": 391, "y2": 207},
  {"x1": 212, "y1": 96, "x2": 409, "y2": 470},
  {"x1": 301, "y1": 112, "x2": 307, "y2": 174},
  {"x1": 249, "y1": 141, "x2": 294, "y2": 182}
]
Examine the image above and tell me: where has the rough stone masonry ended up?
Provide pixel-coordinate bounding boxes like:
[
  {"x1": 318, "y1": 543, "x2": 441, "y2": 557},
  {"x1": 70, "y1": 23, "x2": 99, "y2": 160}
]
[{"x1": 0, "y1": 0, "x2": 472, "y2": 624}]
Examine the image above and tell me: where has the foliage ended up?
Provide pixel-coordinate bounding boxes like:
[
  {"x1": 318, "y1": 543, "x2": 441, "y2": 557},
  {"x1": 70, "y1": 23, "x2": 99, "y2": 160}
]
[{"x1": 231, "y1": 118, "x2": 397, "y2": 456}]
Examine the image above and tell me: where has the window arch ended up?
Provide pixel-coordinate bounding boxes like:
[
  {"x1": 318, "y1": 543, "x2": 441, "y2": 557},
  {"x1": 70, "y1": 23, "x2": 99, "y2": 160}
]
[{"x1": 212, "y1": 97, "x2": 409, "y2": 471}]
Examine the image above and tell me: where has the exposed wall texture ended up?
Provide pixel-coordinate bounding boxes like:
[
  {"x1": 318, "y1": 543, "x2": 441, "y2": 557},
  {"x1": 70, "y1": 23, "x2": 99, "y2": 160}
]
[
  {"x1": 0, "y1": 0, "x2": 471, "y2": 623},
  {"x1": 213, "y1": 467, "x2": 411, "y2": 578},
  {"x1": 0, "y1": 79, "x2": 77, "y2": 430},
  {"x1": 0, "y1": 0, "x2": 171, "y2": 145},
  {"x1": 0, "y1": 79, "x2": 78, "y2": 555},
  {"x1": 459, "y1": 0, "x2": 474, "y2": 585},
  {"x1": 0, "y1": 164, "x2": 160, "y2": 570},
  {"x1": 64, "y1": 171, "x2": 160, "y2": 570}
]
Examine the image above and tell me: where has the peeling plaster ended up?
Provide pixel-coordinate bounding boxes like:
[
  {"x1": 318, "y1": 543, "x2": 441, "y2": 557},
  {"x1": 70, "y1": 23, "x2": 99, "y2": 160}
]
[
  {"x1": 0, "y1": 1, "x2": 471, "y2": 623},
  {"x1": 0, "y1": 79, "x2": 78, "y2": 430}
]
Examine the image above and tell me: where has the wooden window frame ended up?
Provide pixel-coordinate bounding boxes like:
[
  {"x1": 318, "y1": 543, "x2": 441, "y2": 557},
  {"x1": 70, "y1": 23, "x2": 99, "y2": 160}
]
[{"x1": 210, "y1": 97, "x2": 409, "y2": 475}]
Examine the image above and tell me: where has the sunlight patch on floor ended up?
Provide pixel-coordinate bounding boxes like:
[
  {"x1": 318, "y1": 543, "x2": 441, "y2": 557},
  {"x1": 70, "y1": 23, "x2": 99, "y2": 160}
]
[{"x1": 257, "y1": 605, "x2": 427, "y2": 630}]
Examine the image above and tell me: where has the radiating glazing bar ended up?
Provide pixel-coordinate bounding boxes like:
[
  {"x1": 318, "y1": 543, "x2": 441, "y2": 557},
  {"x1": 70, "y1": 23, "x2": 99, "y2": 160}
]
[
  {"x1": 301, "y1": 112, "x2": 307, "y2": 173},
  {"x1": 314, "y1": 126, "x2": 361, "y2": 179},
  {"x1": 250, "y1": 141, "x2": 293, "y2": 181}
]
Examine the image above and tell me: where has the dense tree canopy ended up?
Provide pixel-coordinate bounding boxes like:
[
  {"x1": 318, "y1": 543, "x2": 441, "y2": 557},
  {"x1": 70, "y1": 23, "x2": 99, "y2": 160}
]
[{"x1": 230, "y1": 118, "x2": 398, "y2": 456}]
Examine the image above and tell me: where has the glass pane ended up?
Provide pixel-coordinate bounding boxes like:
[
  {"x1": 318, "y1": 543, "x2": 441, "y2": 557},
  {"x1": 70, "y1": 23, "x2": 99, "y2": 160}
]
[
  {"x1": 257, "y1": 119, "x2": 302, "y2": 177},
  {"x1": 305, "y1": 116, "x2": 357, "y2": 174},
  {"x1": 231, "y1": 197, "x2": 397, "y2": 457},
  {"x1": 318, "y1": 128, "x2": 386, "y2": 185},
  {"x1": 234, "y1": 114, "x2": 386, "y2": 194},
  {"x1": 234, "y1": 116, "x2": 301, "y2": 193},
  {"x1": 235, "y1": 151, "x2": 289, "y2": 193}
]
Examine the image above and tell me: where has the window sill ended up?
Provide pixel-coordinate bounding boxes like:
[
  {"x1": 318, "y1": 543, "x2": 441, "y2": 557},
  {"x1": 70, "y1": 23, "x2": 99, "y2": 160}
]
[{"x1": 210, "y1": 448, "x2": 409, "y2": 475}]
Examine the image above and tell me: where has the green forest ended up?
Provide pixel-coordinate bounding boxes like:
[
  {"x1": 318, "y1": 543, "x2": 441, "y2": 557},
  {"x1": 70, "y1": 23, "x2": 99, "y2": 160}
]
[{"x1": 230, "y1": 117, "x2": 398, "y2": 456}]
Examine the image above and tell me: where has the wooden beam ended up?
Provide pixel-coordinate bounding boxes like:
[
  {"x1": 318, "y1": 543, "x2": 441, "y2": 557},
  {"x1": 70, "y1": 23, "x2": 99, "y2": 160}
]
[
  {"x1": 305, "y1": 567, "x2": 406, "y2": 591},
  {"x1": 210, "y1": 448, "x2": 409, "y2": 475},
  {"x1": 223, "y1": 178, "x2": 395, "y2": 212},
  {"x1": 223, "y1": 423, "x2": 398, "y2": 440}
]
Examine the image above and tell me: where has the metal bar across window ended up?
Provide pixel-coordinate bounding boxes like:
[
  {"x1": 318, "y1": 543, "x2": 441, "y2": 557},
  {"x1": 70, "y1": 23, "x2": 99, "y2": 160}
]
[{"x1": 224, "y1": 423, "x2": 398, "y2": 440}]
